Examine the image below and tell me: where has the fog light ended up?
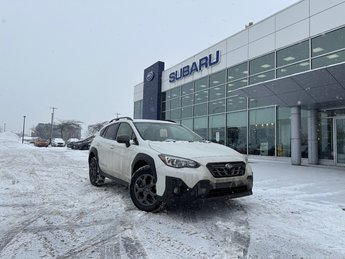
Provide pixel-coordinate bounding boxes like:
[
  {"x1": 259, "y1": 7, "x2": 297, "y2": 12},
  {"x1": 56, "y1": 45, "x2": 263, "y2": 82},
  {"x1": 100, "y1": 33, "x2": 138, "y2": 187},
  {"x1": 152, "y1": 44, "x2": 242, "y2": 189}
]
[{"x1": 247, "y1": 176, "x2": 253, "y2": 190}]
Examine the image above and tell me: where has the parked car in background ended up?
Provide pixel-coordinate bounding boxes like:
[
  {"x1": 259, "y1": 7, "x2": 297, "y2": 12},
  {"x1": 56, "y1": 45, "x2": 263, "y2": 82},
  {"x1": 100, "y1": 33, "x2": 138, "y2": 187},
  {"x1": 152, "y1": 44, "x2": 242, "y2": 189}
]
[
  {"x1": 51, "y1": 138, "x2": 65, "y2": 147},
  {"x1": 66, "y1": 138, "x2": 79, "y2": 148},
  {"x1": 71, "y1": 135, "x2": 95, "y2": 150},
  {"x1": 34, "y1": 138, "x2": 49, "y2": 147}
]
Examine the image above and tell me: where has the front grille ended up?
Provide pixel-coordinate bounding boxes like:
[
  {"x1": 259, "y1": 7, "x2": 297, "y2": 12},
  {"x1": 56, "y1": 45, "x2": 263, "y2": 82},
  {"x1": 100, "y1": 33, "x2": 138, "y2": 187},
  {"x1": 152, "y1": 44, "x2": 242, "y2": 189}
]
[{"x1": 206, "y1": 162, "x2": 246, "y2": 178}]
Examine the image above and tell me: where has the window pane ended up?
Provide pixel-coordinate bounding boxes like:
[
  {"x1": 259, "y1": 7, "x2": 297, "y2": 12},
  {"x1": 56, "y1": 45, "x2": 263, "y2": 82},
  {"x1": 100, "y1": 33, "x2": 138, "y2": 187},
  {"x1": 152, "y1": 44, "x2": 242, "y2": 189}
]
[
  {"x1": 194, "y1": 90, "x2": 208, "y2": 104},
  {"x1": 249, "y1": 70, "x2": 275, "y2": 85},
  {"x1": 277, "y1": 40, "x2": 309, "y2": 67},
  {"x1": 249, "y1": 52, "x2": 275, "y2": 75},
  {"x1": 227, "y1": 111, "x2": 247, "y2": 154},
  {"x1": 195, "y1": 77, "x2": 209, "y2": 92},
  {"x1": 227, "y1": 95, "x2": 247, "y2": 111},
  {"x1": 194, "y1": 116, "x2": 208, "y2": 139},
  {"x1": 134, "y1": 100, "x2": 142, "y2": 119},
  {"x1": 228, "y1": 62, "x2": 248, "y2": 81},
  {"x1": 277, "y1": 61, "x2": 310, "y2": 78},
  {"x1": 312, "y1": 50, "x2": 345, "y2": 69},
  {"x1": 171, "y1": 87, "x2": 181, "y2": 98},
  {"x1": 277, "y1": 107, "x2": 291, "y2": 157},
  {"x1": 170, "y1": 109, "x2": 181, "y2": 121},
  {"x1": 170, "y1": 98, "x2": 181, "y2": 109},
  {"x1": 182, "y1": 106, "x2": 193, "y2": 118},
  {"x1": 194, "y1": 103, "x2": 207, "y2": 117},
  {"x1": 312, "y1": 26, "x2": 345, "y2": 57},
  {"x1": 210, "y1": 85, "x2": 225, "y2": 100},
  {"x1": 210, "y1": 70, "x2": 226, "y2": 87},
  {"x1": 209, "y1": 114, "x2": 225, "y2": 144},
  {"x1": 209, "y1": 99, "x2": 226, "y2": 114},
  {"x1": 181, "y1": 82, "x2": 194, "y2": 95},
  {"x1": 181, "y1": 119, "x2": 193, "y2": 130},
  {"x1": 227, "y1": 79, "x2": 248, "y2": 93},
  {"x1": 182, "y1": 94, "x2": 194, "y2": 107},
  {"x1": 249, "y1": 108, "x2": 275, "y2": 156},
  {"x1": 165, "y1": 90, "x2": 171, "y2": 101}
]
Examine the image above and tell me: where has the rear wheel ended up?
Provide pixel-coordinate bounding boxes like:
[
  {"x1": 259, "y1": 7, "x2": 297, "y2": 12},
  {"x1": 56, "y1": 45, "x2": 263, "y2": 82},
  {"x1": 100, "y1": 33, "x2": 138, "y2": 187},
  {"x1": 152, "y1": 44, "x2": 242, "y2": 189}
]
[
  {"x1": 130, "y1": 166, "x2": 164, "y2": 212},
  {"x1": 89, "y1": 156, "x2": 105, "y2": 186}
]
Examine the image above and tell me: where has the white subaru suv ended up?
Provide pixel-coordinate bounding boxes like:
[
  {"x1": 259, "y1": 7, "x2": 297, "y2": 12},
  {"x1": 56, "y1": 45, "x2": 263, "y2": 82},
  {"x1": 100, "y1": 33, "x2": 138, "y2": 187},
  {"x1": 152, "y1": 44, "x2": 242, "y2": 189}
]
[{"x1": 88, "y1": 117, "x2": 253, "y2": 212}]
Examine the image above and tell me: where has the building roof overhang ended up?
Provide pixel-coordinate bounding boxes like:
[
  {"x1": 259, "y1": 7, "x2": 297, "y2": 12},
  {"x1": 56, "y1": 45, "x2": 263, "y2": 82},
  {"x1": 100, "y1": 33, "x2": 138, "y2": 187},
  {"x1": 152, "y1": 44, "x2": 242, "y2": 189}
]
[{"x1": 233, "y1": 62, "x2": 345, "y2": 110}]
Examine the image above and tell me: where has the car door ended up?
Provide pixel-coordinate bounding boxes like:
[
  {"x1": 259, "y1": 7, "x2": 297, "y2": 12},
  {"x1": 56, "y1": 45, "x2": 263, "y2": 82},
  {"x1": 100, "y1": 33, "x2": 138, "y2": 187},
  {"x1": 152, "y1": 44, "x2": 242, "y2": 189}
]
[
  {"x1": 113, "y1": 122, "x2": 139, "y2": 182},
  {"x1": 97, "y1": 123, "x2": 119, "y2": 175}
]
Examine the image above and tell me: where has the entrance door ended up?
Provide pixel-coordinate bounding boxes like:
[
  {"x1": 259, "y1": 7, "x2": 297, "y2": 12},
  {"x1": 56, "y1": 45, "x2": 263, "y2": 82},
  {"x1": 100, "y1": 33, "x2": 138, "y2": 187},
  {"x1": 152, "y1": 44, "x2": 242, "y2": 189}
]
[{"x1": 336, "y1": 118, "x2": 345, "y2": 165}]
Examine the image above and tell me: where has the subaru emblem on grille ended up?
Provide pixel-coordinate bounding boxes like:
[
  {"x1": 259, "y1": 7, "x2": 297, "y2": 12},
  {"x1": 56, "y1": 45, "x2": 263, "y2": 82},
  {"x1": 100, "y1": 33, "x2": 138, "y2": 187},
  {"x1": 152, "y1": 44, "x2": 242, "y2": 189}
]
[{"x1": 225, "y1": 163, "x2": 233, "y2": 170}]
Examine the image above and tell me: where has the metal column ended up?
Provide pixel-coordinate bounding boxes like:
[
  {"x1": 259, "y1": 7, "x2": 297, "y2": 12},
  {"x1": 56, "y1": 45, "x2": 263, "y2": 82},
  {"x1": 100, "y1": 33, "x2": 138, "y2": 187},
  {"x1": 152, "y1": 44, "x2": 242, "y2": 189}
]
[{"x1": 291, "y1": 106, "x2": 301, "y2": 165}]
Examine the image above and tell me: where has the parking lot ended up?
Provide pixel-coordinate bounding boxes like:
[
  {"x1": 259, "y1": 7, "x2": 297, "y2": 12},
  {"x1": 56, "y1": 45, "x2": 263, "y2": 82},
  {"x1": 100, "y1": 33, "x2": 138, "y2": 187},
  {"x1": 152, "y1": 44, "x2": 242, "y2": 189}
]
[{"x1": 1, "y1": 132, "x2": 345, "y2": 258}]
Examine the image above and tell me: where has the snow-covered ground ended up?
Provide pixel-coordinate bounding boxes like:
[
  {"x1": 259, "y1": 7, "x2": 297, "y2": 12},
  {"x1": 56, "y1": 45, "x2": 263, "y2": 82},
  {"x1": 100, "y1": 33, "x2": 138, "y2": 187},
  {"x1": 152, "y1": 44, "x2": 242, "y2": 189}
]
[{"x1": 0, "y1": 132, "x2": 344, "y2": 259}]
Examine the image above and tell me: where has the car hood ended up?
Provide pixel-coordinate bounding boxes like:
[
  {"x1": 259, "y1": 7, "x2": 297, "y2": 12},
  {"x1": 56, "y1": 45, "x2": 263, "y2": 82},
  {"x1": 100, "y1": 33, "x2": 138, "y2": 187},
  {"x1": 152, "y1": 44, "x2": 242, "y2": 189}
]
[{"x1": 148, "y1": 141, "x2": 245, "y2": 163}]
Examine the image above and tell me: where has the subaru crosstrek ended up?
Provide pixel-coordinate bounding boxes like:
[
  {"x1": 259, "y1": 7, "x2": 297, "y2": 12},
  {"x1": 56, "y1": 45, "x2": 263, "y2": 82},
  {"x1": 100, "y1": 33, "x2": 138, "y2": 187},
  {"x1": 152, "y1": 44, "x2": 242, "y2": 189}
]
[{"x1": 88, "y1": 117, "x2": 253, "y2": 212}]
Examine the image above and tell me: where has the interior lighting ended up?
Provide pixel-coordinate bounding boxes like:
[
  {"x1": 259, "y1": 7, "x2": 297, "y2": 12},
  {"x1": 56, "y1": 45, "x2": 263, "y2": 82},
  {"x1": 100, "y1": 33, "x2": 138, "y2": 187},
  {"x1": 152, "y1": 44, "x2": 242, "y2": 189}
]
[
  {"x1": 228, "y1": 83, "x2": 234, "y2": 87},
  {"x1": 243, "y1": 71, "x2": 248, "y2": 74},
  {"x1": 283, "y1": 56, "x2": 295, "y2": 61},
  {"x1": 212, "y1": 80, "x2": 220, "y2": 84},
  {"x1": 261, "y1": 64, "x2": 271, "y2": 68},
  {"x1": 327, "y1": 54, "x2": 340, "y2": 59},
  {"x1": 313, "y1": 47, "x2": 324, "y2": 53},
  {"x1": 228, "y1": 76, "x2": 234, "y2": 79},
  {"x1": 241, "y1": 79, "x2": 248, "y2": 83},
  {"x1": 299, "y1": 62, "x2": 309, "y2": 67},
  {"x1": 200, "y1": 84, "x2": 207, "y2": 88},
  {"x1": 258, "y1": 74, "x2": 267, "y2": 78}
]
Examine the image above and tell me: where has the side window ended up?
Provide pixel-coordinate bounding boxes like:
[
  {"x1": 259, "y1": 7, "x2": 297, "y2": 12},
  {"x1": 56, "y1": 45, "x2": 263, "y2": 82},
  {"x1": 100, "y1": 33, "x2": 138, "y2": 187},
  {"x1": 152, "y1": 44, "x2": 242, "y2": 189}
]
[
  {"x1": 103, "y1": 123, "x2": 119, "y2": 140},
  {"x1": 116, "y1": 123, "x2": 135, "y2": 140}
]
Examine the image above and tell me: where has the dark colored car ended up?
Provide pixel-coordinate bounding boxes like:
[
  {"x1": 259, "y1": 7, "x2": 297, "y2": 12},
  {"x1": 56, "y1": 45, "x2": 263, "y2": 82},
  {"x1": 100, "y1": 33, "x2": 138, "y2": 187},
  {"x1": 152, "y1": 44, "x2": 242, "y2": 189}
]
[
  {"x1": 71, "y1": 135, "x2": 95, "y2": 150},
  {"x1": 34, "y1": 138, "x2": 49, "y2": 147}
]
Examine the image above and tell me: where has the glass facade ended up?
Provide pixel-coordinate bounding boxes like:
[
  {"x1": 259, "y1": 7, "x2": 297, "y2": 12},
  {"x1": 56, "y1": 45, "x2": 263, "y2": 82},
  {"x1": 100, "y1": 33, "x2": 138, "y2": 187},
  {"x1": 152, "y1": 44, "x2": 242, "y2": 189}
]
[{"x1": 133, "y1": 25, "x2": 345, "y2": 162}]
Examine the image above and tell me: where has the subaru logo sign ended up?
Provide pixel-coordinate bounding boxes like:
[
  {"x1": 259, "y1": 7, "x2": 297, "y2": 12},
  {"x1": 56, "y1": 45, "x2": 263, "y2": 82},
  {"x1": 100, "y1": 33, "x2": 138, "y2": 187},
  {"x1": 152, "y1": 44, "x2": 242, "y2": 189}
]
[
  {"x1": 146, "y1": 71, "x2": 155, "y2": 82},
  {"x1": 225, "y1": 163, "x2": 233, "y2": 170}
]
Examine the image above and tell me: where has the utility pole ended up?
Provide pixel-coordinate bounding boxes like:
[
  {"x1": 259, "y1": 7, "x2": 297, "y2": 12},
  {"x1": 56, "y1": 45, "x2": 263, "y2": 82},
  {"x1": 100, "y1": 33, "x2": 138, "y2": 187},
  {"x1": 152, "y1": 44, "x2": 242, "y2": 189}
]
[
  {"x1": 22, "y1": 116, "x2": 26, "y2": 144},
  {"x1": 50, "y1": 107, "x2": 57, "y2": 144},
  {"x1": 115, "y1": 113, "x2": 121, "y2": 119}
]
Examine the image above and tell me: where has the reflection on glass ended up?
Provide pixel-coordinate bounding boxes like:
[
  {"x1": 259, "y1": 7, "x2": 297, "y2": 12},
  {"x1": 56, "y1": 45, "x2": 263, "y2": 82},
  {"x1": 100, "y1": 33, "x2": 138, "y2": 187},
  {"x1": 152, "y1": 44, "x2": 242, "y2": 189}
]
[
  {"x1": 195, "y1": 77, "x2": 209, "y2": 92},
  {"x1": 228, "y1": 62, "x2": 248, "y2": 81},
  {"x1": 182, "y1": 106, "x2": 193, "y2": 118},
  {"x1": 336, "y1": 118, "x2": 345, "y2": 164},
  {"x1": 249, "y1": 52, "x2": 275, "y2": 75},
  {"x1": 182, "y1": 94, "x2": 194, "y2": 107},
  {"x1": 227, "y1": 79, "x2": 247, "y2": 92},
  {"x1": 194, "y1": 116, "x2": 208, "y2": 139},
  {"x1": 249, "y1": 108, "x2": 275, "y2": 156},
  {"x1": 209, "y1": 85, "x2": 225, "y2": 100},
  {"x1": 171, "y1": 87, "x2": 181, "y2": 98},
  {"x1": 182, "y1": 82, "x2": 194, "y2": 95},
  {"x1": 277, "y1": 40, "x2": 309, "y2": 67},
  {"x1": 312, "y1": 26, "x2": 345, "y2": 57},
  {"x1": 209, "y1": 99, "x2": 226, "y2": 114},
  {"x1": 277, "y1": 107, "x2": 291, "y2": 157},
  {"x1": 312, "y1": 50, "x2": 345, "y2": 69},
  {"x1": 249, "y1": 70, "x2": 275, "y2": 85},
  {"x1": 134, "y1": 100, "x2": 143, "y2": 119},
  {"x1": 194, "y1": 90, "x2": 208, "y2": 104},
  {"x1": 170, "y1": 98, "x2": 181, "y2": 109},
  {"x1": 227, "y1": 111, "x2": 247, "y2": 154},
  {"x1": 209, "y1": 114, "x2": 225, "y2": 144},
  {"x1": 170, "y1": 109, "x2": 181, "y2": 121},
  {"x1": 318, "y1": 117, "x2": 333, "y2": 160},
  {"x1": 227, "y1": 95, "x2": 247, "y2": 111},
  {"x1": 194, "y1": 103, "x2": 207, "y2": 117},
  {"x1": 210, "y1": 70, "x2": 226, "y2": 87},
  {"x1": 181, "y1": 118, "x2": 193, "y2": 130},
  {"x1": 277, "y1": 61, "x2": 310, "y2": 78}
]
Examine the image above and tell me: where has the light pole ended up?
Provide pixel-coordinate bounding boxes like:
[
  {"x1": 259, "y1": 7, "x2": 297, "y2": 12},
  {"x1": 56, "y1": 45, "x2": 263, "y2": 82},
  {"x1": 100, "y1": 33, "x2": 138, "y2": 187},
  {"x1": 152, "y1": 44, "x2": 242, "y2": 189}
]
[
  {"x1": 50, "y1": 107, "x2": 57, "y2": 144},
  {"x1": 22, "y1": 116, "x2": 26, "y2": 144},
  {"x1": 115, "y1": 113, "x2": 120, "y2": 119}
]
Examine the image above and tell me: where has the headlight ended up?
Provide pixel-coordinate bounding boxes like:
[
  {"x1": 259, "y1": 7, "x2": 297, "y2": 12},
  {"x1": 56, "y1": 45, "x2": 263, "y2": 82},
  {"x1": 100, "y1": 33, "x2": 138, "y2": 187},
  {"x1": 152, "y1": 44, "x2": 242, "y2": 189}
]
[{"x1": 158, "y1": 154, "x2": 199, "y2": 168}]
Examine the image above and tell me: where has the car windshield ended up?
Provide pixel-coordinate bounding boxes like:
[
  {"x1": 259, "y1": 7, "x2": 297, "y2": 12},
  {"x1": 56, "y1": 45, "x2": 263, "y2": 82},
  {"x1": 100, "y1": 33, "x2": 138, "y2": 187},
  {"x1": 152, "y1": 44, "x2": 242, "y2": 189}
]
[{"x1": 134, "y1": 122, "x2": 204, "y2": 142}]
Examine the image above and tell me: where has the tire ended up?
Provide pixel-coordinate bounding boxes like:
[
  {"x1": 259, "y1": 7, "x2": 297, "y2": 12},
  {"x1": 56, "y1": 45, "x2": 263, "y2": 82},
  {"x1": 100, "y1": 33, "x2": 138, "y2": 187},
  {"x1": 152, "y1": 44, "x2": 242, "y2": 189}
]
[
  {"x1": 89, "y1": 156, "x2": 105, "y2": 186},
  {"x1": 130, "y1": 165, "x2": 164, "y2": 212}
]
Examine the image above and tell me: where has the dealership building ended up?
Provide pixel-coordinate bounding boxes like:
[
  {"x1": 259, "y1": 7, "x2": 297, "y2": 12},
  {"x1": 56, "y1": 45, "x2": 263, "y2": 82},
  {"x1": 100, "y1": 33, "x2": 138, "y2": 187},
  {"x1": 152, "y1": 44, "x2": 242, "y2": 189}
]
[{"x1": 133, "y1": 0, "x2": 345, "y2": 166}]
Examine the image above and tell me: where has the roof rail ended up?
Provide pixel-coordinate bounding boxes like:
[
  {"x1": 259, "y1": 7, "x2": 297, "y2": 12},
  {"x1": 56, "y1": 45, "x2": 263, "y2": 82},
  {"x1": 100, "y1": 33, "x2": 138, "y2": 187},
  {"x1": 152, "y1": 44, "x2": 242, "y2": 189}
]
[
  {"x1": 109, "y1": 117, "x2": 133, "y2": 123},
  {"x1": 165, "y1": 120, "x2": 176, "y2": 123}
]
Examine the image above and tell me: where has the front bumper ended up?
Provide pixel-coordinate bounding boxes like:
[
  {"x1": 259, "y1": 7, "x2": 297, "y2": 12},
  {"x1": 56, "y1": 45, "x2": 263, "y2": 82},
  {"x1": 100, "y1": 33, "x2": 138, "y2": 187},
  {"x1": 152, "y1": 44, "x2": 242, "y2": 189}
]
[{"x1": 162, "y1": 175, "x2": 253, "y2": 203}]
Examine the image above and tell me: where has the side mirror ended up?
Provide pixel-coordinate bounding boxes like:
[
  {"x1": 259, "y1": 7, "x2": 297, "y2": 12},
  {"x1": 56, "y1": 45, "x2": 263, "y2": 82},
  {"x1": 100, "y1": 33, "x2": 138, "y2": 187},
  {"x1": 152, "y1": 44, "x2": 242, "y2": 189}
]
[{"x1": 117, "y1": 134, "x2": 130, "y2": 147}]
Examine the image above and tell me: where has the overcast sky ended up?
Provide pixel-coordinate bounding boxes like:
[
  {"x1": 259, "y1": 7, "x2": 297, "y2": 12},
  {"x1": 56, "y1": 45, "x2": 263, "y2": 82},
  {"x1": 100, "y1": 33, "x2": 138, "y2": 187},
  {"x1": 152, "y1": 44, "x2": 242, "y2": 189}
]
[{"x1": 0, "y1": 0, "x2": 299, "y2": 134}]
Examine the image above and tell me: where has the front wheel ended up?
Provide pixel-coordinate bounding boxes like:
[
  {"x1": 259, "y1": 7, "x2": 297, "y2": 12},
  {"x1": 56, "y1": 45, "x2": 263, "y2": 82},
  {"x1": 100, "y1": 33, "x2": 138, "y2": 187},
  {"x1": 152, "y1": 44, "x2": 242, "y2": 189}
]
[
  {"x1": 130, "y1": 166, "x2": 164, "y2": 212},
  {"x1": 89, "y1": 156, "x2": 105, "y2": 186}
]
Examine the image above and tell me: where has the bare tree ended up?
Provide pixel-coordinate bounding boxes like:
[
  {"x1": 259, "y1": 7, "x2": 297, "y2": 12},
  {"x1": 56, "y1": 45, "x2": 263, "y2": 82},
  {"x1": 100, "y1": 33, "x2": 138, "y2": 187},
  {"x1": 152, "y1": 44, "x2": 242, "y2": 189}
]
[{"x1": 87, "y1": 121, "x2": 108, "y2": 136}]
